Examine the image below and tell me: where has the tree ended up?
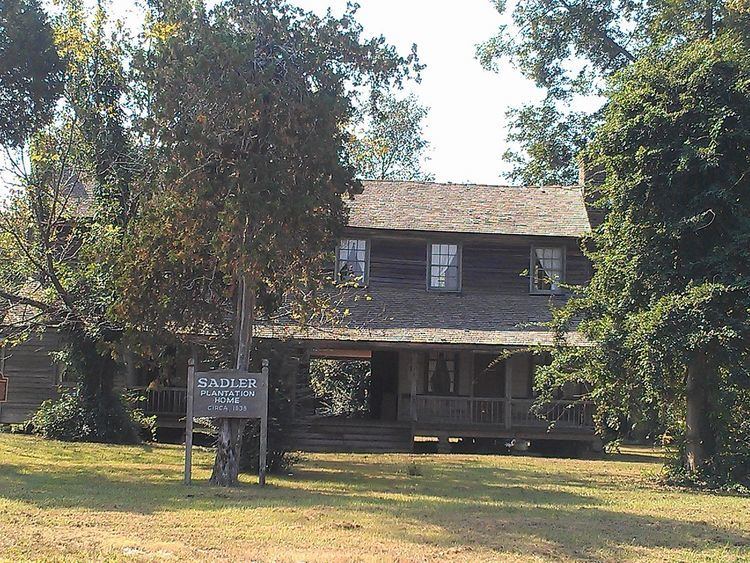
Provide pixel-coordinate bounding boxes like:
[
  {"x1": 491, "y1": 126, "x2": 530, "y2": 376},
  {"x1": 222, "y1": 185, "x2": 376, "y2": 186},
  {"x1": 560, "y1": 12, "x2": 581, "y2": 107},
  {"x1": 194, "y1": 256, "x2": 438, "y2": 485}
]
[
  {"x1": 478, "y1": 0, "x2": 750, "y2": 184},
  {"x1": 348, "y1": 93, "x2": 433, "y2": 181},
  {"x1": 0, "y1": 2, "x2": 143, "y2": 441},
  {"x1": 541, "y1": 33, "x2": 750, "y2": 487},
  {"x1": 116, "y1": 0, "x2": 419, "y2": 486},
  {"x1": 0, "y1": 0, "x2": 64, "y2": 147}
]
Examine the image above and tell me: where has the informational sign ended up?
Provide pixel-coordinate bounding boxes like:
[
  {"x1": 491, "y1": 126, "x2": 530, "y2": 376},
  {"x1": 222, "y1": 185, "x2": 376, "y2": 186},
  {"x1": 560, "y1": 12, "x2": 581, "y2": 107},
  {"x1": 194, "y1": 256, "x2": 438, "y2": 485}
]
[
  {"x1": 193, "y1": 369, "x2": 268, "y2": 418},
  {"x1": 0, "y1": 374, "x2": 7, "y2": 402},
  {"x1": 184, "y1": 359, "x2": 269, "y2": 487}
]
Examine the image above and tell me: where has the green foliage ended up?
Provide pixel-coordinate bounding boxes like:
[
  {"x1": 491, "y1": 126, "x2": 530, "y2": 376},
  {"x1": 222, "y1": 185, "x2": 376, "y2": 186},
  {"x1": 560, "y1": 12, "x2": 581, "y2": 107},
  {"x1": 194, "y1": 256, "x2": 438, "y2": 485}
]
[
  {"x1": 309, "y1": 359, "x2": 371, "y2": 417},
  {"x1": 664, "y1": 384, "x2": 750, "y2": 493},
  {"x1": 542, "y1": 33, "x2": 750, "y2": 486},
  {"x1": 478, "y1": 0, "x2": 750, "y2": 184},
  {"x1": 503, "y1": 99, "x2": 591, "y2": 185},
  {"x1": 116, "y1": 0, "x2": 420, "y2": 337},
  {"x1": 348, "y1": 93, "x2": 433, "y2": 181},
  {"x1": 0, "y1": 0, "x2": 64, "y2": 148},
  {"x1": 30, "y1": 387, "x2": 143, "y2": 443},
  {"x1": 0, "y1": 2, "x2": 143, "y2": 444},
  {"x1": 30, "y1": 331, "x2": 146, "y2": 444}
]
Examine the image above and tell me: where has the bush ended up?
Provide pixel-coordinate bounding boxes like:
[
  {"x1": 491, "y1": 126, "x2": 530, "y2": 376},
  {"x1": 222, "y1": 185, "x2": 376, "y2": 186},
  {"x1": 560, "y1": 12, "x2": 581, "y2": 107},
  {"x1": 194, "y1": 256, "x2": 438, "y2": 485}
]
[
  {"x1": 662, "y1": 384, "x2": 750, "y2": 494},
  {"x1": 31, "y1": 386, "x2": 146, "y2": 444},
  {"x1": 309, "y1": 359, "x2": 371, "y2": 417}
]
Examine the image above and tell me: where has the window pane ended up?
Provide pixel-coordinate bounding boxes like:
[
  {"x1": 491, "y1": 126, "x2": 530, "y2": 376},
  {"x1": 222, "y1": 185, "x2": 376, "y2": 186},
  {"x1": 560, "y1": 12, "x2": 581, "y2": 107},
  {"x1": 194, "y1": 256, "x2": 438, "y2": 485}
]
[
  {"x1": 532, "y1": 247, "x2": 564, "y2": 291},
  {"x1": 337, "y1": 239, "x2": 367, "y2": 283},
  {"x1": 427, "y1": 352, "x2": 457, "y2": 394},
  {"x1": 429, "y1": 243, "x2": 459, "y2": 289}
]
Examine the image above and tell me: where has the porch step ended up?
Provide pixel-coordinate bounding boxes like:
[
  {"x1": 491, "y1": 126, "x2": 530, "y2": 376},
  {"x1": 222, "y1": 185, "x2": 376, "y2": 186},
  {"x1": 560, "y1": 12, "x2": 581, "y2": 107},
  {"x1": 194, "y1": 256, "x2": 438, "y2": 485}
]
[{"x1": 290, "y1": 418, "x2": 413, "y2": 453}]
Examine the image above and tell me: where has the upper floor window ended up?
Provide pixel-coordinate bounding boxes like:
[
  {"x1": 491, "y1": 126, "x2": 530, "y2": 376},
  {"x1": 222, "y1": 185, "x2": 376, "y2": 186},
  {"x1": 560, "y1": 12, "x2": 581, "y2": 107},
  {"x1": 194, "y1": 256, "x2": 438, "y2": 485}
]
[
  {"x1": 336, "y1": 238, "x2": 368, "y2": 284},
  {"x1": 428, "y1": 243, "x2": 461, "y2": 291},
  {"x1": 531, "y1": 246, "x2": 565, "y2": 293}
]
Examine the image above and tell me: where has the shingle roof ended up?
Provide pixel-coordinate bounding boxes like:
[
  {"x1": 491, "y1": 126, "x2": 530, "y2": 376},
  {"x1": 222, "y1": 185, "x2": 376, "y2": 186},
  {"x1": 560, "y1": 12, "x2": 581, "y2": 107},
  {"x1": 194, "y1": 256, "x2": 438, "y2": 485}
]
[
  {"x1": 348, "y1": 181, "x2": 591, "y2": 237},
  {"x1": 256, "y1": 287, "x2": 588, "y2": 347}
]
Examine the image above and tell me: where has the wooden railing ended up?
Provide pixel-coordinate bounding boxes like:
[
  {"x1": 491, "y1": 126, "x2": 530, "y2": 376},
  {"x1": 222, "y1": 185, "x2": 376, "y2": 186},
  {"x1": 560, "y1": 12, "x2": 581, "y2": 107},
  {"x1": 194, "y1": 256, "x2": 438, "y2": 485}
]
[
  {"x1": 510, "y1": 399, "x2": 594, "y2": 429},
  {"x1": 410, "y1": 395, "x2": 593, "y2": 430},
  {"x1": 132, "y1": 387, "x2": 187, "y2": 416},
  {"x1": 414, "y1": 395, "x2": 507, "y2": 425}
]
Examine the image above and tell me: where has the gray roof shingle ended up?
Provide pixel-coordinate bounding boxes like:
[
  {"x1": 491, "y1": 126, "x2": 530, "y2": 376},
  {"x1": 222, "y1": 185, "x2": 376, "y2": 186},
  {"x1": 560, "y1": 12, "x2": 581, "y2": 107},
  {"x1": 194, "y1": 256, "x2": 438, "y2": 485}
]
[{"x1": 348, "y1": 180, "x2": 591, "y2": 237}]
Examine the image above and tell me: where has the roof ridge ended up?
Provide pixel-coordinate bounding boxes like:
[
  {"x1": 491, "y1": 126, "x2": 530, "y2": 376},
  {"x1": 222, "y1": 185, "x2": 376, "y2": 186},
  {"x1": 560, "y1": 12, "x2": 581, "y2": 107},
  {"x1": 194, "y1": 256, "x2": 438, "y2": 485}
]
[{"x1": 361, "y1": 179, "x2": 582, "y2": 190}]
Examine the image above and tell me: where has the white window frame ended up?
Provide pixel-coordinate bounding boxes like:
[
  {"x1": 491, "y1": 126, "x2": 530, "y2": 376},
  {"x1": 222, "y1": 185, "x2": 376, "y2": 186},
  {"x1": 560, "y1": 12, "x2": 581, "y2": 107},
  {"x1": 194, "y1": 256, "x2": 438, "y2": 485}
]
[
  {"x1": 427, "y1": 242, "x2": 462, "y2": 292},
  {"x1": 335, "y1": 238, "x2": 370, "y2": 286},
  {"x1": 530, "y1": 245, "x2": 566, "y2": 294}
]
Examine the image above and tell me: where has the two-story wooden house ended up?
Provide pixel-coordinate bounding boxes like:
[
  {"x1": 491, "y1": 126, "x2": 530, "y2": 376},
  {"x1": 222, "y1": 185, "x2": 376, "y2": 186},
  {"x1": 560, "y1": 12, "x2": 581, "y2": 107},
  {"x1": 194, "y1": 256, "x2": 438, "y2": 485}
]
[
  {"x1": 258, "y1": 180, "x2": 596, "y2": 453},
  {"x1": 1, "y1": 179, "x2": 595, "y2": 454}
]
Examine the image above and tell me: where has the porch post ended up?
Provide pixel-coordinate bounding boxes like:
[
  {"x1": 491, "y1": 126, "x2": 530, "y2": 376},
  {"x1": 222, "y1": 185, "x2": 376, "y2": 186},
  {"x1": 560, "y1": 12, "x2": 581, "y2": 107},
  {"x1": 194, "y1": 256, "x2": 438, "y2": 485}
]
[
  {"x1": 504, "y1": 354, "x2": 512, "y2": 430},
  {"x1": 409, "y1": 352, "x2": 417, "y2": 422}
]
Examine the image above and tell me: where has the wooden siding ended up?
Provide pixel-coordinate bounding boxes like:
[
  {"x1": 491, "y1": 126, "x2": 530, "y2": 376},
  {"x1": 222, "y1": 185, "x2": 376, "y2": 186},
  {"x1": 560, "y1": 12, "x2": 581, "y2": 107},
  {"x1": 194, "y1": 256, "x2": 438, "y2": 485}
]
[
  {"x1": 0, "y1": 332, "x2": 61, "y2": 424},
  {"x1": 366, "y1": 234, "x2": 590, "y2": 293}
]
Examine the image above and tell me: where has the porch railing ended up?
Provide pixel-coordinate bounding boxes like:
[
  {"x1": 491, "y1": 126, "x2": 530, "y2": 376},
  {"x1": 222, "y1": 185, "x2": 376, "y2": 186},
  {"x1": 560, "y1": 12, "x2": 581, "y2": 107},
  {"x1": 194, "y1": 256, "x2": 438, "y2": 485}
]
[
  {"x1": 410, "y1": 395, "x2": 593, "y2": 430},
  {"x1": 510, "y1": 399, "x2": 593, "y2": 429},
  {"x1": 132, "y1": 387, "x2": 187, "y2": 416},
  {"x1": 414, "y1": 395, "x2": 506, "y2": 425}
]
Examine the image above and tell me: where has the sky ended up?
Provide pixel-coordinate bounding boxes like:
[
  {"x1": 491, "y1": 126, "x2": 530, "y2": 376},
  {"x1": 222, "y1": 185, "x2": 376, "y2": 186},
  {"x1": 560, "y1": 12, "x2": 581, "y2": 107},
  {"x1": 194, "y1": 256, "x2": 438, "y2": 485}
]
[
  {"x1": 112, "y1": 0, "x2": 543, "y2": 185},
  {"x1": 293, "y1": 0, "x2": 542, "y2": 184},
  {"x1": 1, "y1": 0, "x2": 543, "y2": 192}
]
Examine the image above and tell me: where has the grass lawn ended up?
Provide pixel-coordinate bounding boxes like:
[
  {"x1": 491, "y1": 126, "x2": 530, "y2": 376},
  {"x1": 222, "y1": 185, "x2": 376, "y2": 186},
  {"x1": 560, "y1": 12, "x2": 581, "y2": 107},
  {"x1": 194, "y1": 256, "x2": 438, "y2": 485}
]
[{"x1": 0, "y1": 434, "x2": 748, "y2": 562}]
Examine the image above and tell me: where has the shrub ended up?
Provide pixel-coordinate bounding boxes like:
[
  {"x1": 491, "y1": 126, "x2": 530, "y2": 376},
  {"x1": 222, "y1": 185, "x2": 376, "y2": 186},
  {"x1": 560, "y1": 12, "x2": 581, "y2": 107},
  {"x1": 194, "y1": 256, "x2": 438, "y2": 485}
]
[{"x1": 31, "y1": 387, "x2": 145, "y2": 444}]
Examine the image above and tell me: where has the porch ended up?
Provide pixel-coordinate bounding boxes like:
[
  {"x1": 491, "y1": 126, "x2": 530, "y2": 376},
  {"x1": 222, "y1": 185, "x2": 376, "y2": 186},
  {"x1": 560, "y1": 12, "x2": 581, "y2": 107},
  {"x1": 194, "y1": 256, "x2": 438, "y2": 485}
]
[{"x1": 134, "y1": 345, "x2": 596, "y2": 449}]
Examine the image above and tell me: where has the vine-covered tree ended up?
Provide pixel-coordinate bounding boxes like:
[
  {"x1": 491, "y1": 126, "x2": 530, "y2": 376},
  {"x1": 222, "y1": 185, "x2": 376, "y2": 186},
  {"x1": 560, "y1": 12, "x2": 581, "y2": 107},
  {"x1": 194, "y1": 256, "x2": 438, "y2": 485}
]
[
  {"x1": 0, "y1": 2, "x2": 143, "y2": 442},
  {"x1": 348, "y1": 93, "x2": 433, "y2": 181},
  {"x1": 541, "y1": 32, "x2": 750, "y2": 487},
  {"x1": 116, "y1": 0, "x2": 419, "y2": 486},
  {"x1": 478, "y1": 0, "x2": 750, "y2": 184}
]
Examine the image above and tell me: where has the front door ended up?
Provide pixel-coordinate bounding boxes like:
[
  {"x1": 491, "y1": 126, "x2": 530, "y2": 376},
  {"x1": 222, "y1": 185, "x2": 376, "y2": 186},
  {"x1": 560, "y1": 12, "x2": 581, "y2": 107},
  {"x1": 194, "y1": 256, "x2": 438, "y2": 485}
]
[{"x1": 371, "y1": 350, "x2": 399, "y2": 420}]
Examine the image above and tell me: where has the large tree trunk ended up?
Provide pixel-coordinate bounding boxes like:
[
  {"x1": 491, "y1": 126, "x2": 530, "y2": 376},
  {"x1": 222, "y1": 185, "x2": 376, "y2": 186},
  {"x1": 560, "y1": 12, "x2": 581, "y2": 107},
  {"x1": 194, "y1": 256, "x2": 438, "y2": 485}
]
[
  {"x1": 210, "y1": 418, "x2": 246, "y2": 486},
  {"x1": 209, "y1": 275, "x2": 254, "y2": 486},
  {"x1": 685, "y1": 351, "x2": 714, "y2": 472}
]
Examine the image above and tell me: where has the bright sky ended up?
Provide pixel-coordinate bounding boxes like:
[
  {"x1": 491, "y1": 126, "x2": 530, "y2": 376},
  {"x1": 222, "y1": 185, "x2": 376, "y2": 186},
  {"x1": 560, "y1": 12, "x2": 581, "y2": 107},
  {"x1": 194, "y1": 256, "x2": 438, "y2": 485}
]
[
  {"x1": 294, "y1": 0, "x2": 543, "y2": 184},
  {"x1": 1, "y1": 0, "x2": 541, "y2": 193},
  {"x1": 116, "y1": 0, "x2": 543, "y2": 185}
]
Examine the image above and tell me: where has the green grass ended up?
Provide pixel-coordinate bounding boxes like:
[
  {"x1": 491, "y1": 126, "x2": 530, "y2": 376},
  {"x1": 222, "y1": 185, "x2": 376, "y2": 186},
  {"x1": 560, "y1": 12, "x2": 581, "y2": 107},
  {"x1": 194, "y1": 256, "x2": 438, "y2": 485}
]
[{"x1": 0, "y1": 434, "x2": 748, "y2": 562}]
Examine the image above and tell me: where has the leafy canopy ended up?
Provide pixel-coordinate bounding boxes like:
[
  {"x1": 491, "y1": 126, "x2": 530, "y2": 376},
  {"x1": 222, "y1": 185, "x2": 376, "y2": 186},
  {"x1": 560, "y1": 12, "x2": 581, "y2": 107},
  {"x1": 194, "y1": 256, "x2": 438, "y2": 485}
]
[
  {"x1": 541, "y1": 32, "x2": 750, "y2": 486},
  {"x1": 348, "y1": 93, "x2": 433, "y2": 181},
  {"x1": 0, "y1": 0, "x2": 64, "y2": 148},
  {"x1": 116, "y1": 0, "x2": 420, "y2": 339},
  {"x1": 478, "y1": 0, "x2": 750, "y2": 184}
]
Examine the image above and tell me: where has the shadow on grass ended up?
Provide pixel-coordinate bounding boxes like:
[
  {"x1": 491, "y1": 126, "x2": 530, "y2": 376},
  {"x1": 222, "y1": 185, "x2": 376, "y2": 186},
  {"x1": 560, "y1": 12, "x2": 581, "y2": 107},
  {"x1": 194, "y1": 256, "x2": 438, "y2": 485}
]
[{"x1": 0, "y1": 449, "x2": 747, "y2": 560}]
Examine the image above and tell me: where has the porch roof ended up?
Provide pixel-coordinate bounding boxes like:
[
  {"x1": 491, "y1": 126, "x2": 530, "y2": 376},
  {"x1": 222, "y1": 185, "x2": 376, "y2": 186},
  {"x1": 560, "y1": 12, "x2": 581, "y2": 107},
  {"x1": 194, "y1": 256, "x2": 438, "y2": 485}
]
[{"x1": 255, "y1": 324, "x2": 587, "y2": 348}]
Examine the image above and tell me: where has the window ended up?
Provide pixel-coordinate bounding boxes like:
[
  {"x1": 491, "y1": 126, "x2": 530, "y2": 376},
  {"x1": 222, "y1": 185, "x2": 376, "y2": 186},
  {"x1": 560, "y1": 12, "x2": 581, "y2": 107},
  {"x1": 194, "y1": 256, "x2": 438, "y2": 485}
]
[
  {"x1": 425, "y1": 351, "x2": 459, "y2": 394},
  {"x1": 428, "y1": 243, "x2": 460, "y2": 291},
  {"x1": 336, "y1": 239, "x2": 368, "y2": 284},
  {"x1": 473, "y1": 354, "x2": 506, "y2": 398},
  {"x1": 531, "y1": 246, "x2": 564, "y2": 293}
]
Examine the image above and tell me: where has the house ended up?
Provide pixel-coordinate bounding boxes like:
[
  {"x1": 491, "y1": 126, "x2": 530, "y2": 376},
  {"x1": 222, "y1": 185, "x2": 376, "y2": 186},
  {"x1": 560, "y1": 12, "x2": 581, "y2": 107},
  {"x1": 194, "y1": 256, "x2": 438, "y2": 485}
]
[
  {"x1": 258, "y1": 180, "x2": 596, "y2": 453},
  {"x1": 1, "y1": 179, "x2": 596, "y2": 453}
]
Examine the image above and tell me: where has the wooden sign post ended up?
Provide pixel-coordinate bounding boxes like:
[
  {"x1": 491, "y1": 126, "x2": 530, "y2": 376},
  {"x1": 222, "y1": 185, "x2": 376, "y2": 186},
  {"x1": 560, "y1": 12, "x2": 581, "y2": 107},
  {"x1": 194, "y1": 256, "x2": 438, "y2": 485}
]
[{"x1": 184, "y1": 359, "x2": 269, "y2": 486}]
